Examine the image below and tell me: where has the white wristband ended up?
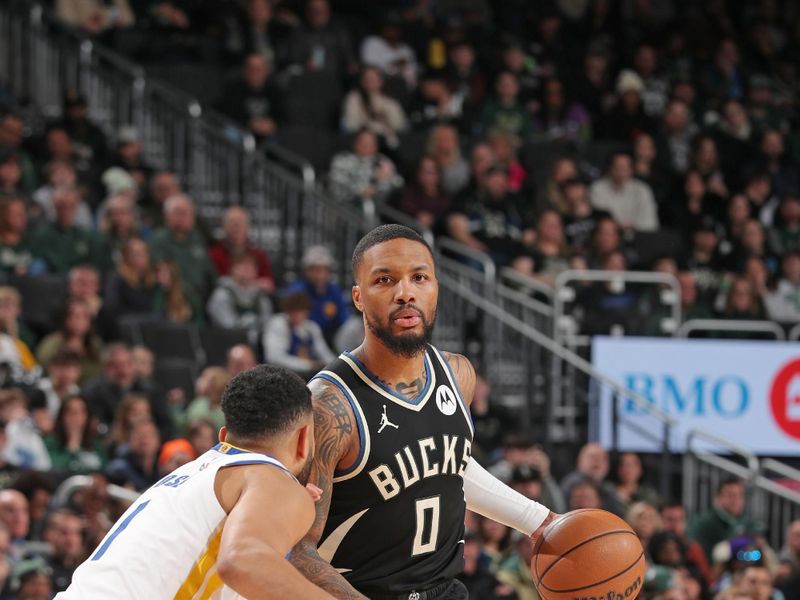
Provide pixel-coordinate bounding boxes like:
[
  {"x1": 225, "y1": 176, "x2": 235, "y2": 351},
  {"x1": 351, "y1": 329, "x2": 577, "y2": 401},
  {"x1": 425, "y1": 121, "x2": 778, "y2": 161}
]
[{"x1": 463, "y1": 457, "x2": 550, "y2": 536}]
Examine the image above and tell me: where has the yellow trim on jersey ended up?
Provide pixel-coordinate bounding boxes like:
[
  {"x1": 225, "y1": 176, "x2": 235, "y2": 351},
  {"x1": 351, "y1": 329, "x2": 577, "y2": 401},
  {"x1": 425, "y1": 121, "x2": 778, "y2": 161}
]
[
  {"x1": 217, "y1": 441, "x2": 251, "y2": 454},
  {"x1": 174, "y1": 524, "x2": 224, "y2": 600}
]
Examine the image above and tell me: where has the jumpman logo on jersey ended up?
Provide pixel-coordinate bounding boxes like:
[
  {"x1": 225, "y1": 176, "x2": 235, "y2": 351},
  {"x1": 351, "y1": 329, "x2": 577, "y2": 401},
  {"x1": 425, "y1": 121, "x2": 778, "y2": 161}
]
[{"x1": 377, "y1": 405, "x2": 399, "y2": 433}]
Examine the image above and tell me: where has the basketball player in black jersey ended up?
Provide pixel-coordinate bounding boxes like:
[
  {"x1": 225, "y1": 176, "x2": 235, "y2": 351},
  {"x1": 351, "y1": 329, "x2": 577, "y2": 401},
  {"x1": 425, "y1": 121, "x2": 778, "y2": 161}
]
[{"x1": 290, "y1": 225, "x2": 557, "y2": 600}]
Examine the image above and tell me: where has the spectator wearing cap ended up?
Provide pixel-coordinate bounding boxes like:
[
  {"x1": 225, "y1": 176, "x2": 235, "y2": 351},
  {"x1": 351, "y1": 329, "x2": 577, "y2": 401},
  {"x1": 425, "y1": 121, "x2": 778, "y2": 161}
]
[
  {"x1": 640, "y1": 565, "x2": 682, "y2": 600},
  {"x1": 0, "y1": 112, "x2": 37, "y2": 193},
  {"x1": 688, "y1": 478, "x2": 758, "y2": 562},
  {"x1": 55, "y1": 0, "x2": 134, "y2": 35},
  {"x1": 342, "y1": 66, "x2": 408, "y2": 149},
  {"x1": 479, "y1": 71, "x2": 531, "y2": 140},
  {"x1": 599, "y1": 69, "x2": 657, "y2": 142},
  {"x1": 148, "y1": 194, "x2": 216, "y2": 300},
  {"x1": 104, "y1": 126, "x2": 152, "y2": 191},
  {"x1": 157, "y1": 438, "x2": 196, "y2": 475},
  {"x1": 263, "y1": 291, "x2": 335, "y2": 378},
  {"x1": 282, "y1": 244, "x2": 349, "y2": 341},
  {"x1": 218, "y1": 53, "x2": 282, "y2": 143},
  {"x1": 329, "y1": 129, "x2": 403, "y2": 215},
  {"x1": 208, "y1": 206, "x2": 275, "y2": 292},
  {"x1": 589, "y1": 152, "x2": 659, "y2": 232},
  {"x1": 30, "y1": 186, "x2": 104, "y2": 275}
]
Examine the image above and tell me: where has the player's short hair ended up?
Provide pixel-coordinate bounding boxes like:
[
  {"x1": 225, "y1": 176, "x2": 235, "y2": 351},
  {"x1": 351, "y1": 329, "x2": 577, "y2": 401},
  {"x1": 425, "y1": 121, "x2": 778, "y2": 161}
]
[
  {"x1": 351, "y1": 224, "x2": 434, "y2": 280},
  {"x1": 221, "y1": 365, "x2": 311, "y2": 439}
]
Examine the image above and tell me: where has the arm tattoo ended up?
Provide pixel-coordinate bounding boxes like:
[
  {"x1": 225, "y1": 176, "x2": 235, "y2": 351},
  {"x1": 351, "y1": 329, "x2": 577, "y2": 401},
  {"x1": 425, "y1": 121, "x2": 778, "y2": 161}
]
[
  {"x1": 290, "y1": 382, "x2": 367, "y2": 599},
  {"x1": 442, "y1": 351, "x2": 477, "y2": 405}
]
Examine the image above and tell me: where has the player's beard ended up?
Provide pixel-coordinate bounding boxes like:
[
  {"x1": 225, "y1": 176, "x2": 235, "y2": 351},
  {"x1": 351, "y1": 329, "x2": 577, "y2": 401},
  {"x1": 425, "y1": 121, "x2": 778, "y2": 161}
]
[{"x1": 366, "y1": 304, "x2": 436, "y2": 358}]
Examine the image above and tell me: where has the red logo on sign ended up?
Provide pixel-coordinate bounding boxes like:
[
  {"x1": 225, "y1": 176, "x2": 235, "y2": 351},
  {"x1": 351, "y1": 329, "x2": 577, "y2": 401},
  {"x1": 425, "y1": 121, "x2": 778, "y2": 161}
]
[{"x1": 769, "y1": 358, "x2": 800, "y2": 440}]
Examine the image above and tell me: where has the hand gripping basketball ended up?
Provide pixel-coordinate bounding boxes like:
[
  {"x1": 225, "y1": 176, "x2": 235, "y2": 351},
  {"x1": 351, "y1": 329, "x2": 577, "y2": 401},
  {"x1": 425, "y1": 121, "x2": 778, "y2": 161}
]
[{"x1": 530, "y1": 509, "x2": 646, "y2": 600}]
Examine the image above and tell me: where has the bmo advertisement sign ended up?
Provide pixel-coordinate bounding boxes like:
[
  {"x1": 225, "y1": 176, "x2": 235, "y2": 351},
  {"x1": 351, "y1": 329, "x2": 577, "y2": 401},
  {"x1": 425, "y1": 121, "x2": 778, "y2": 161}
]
[{"x1": 592, "y1": 337, "x2": 800, "y2": 455}]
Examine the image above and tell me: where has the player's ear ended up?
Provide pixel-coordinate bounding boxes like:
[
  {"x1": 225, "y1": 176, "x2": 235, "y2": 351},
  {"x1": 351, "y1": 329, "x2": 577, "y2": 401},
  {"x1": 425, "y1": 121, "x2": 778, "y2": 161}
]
[
  {"x1": 218, "y1": 426, "x2": 227, "y2": 442},
  {"x1": 295, "y1": 423, "x2": 311, "y2": 462},
  {"x1": 352, "y1": 285, "x2": 363, "y2": 312}
]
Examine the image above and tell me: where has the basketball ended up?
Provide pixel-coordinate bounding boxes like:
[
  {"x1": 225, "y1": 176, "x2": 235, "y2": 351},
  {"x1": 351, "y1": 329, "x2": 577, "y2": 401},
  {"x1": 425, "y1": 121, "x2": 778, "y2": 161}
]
[{"x1": 531, "y1": 509, "x2": 646, "y2": 600}]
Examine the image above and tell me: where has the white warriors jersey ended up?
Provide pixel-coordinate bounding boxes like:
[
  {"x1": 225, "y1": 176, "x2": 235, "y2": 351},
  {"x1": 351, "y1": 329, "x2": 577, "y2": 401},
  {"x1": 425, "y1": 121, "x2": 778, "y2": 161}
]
[{"x1": 57, "y1": 442, "x2": 293, "y2": 600}]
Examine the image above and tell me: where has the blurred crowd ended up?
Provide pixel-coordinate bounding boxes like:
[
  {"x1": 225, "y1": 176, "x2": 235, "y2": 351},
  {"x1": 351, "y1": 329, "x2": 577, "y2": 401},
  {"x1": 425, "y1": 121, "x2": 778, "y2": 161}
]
[
  {"x1": 51, "y1": 0, "x2": 800, "y2": 337},
  {"x1": 0, "y1": 0, "x2": 796, "y2": 597}
]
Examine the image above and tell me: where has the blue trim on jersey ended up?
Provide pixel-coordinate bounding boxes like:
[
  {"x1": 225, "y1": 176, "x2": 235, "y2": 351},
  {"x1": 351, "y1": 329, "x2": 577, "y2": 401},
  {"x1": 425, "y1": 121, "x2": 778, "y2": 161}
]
[
  {"x1": 344, "y1": 350, "x2": 432, "y2": 405},
  {"x1": 91, "y1": 500, "x2": 151, "y2": 561},
  {"x1": 313, "y1": 372, "x2": 366, "y2": 477},
  {"x1": 433, "y1": 347, "x2": 475, "y2": 432}
]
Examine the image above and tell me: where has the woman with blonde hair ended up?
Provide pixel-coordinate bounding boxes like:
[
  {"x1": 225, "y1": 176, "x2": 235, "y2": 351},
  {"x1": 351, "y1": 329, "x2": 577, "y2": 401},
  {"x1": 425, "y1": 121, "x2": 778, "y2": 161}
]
[
  {"x1": 180, "y1": 366, "x2": 231, "y2": 432},
  {"x1": 626, "y1": 501, "x2": 663, "y2": 558},
  {"x1": 0, "y1": 286, "x2": 36, "y2": 370},
  {"x1": 154, "y1": 260, "x2": 202, "y2": 325}
]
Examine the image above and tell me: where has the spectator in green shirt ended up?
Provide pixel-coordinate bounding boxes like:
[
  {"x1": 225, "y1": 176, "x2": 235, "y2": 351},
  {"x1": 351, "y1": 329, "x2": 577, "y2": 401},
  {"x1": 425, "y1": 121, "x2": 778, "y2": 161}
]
[
  {"x1": 0, "y1": 195, "x2": 36, "y2": 277},
  {"x1": 177, "y1": 366, "x2": 229, "y2": 433},
  {"x1": 479, "y1": 71, "x2": 532, "y2": 140},
  {"x1": 148, "y1": 194, "x2": 216, "y2": 300},
  {"x1": 688, "y1": 478, "x2": 758, "y2": 562},
  {"x1": 44, "y1": 395, "x2": 106, "y2": 476},
  {"x1": 30, "y1": 186, "x2": 104, "y2": 275}
]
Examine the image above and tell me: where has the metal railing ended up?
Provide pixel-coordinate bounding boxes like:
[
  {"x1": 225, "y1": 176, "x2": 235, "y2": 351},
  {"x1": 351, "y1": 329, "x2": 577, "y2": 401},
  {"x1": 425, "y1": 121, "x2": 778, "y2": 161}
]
[
  {"x1": 677, "y1": 319, "x2": 787, "y2": 341},
  {"x1": 683, "y1": 430, "x2": 800, "y2": 550},
  {"x1": 5, "y1": 0, "x2": 799, "y2": 539}
]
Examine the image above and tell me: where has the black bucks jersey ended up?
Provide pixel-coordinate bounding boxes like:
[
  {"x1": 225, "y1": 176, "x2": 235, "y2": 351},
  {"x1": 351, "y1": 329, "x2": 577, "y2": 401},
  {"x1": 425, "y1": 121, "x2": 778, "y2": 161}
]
[{"x1": 313, "y1": 345, "x2": 474, "y2": 596}]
